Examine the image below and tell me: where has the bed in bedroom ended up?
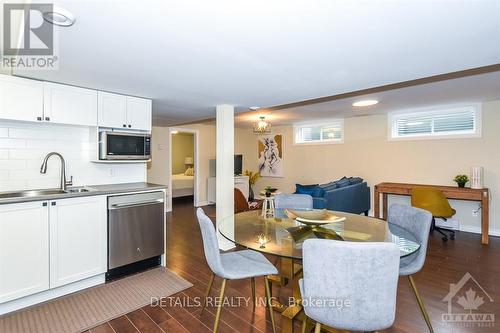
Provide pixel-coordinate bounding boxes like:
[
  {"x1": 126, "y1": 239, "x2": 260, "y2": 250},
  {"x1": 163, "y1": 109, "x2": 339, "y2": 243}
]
[{"x1": 172, "y1": 173, "x2": 194, "y2": 198}]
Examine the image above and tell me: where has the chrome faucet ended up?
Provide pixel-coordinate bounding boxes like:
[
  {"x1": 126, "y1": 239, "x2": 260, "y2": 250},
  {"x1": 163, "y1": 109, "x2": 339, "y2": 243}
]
[{"x1": 40, "y1": 152, "x2": 73, "y2": 191}]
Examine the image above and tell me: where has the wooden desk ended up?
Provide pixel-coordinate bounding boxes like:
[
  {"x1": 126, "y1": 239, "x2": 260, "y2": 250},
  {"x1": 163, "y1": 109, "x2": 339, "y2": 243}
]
[{"x1": 374, "y1": 182, "x2": 490, "y2": 245}]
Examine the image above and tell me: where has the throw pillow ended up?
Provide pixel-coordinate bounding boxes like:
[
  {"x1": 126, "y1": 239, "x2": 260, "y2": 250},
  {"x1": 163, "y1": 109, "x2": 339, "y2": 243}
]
[
  {"x1": 335, "y1": 176, "x2": 350, "y2": 188},
  {"x1": 184, "y1": 167, "x2": 194, "y2": 176},
  {"x1": 296, "y1": 184, "x2": 320, "y2": 197},
  {"x1": 320, "y1": 182, "x2": 338, "y2": 192},
  {"x1": 349, "y1": 177, "x2": 363, "y2": 185}
]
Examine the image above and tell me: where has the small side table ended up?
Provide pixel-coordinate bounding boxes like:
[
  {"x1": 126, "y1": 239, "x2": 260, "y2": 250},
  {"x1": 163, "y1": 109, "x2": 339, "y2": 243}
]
[{"x1": 260, "y1": 195, "x2": 276, "y2": 218}]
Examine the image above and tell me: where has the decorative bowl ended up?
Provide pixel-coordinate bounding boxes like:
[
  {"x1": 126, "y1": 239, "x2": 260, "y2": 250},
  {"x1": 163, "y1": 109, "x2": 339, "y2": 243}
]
[{"x1": 285, "y1": 209, "x2": 346, "y2": 225}]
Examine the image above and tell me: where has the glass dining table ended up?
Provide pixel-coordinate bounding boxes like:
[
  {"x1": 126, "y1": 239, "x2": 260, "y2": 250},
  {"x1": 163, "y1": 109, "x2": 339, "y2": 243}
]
[{"x1": 218, "y1": 209, "x2": 421, "y2": 333}]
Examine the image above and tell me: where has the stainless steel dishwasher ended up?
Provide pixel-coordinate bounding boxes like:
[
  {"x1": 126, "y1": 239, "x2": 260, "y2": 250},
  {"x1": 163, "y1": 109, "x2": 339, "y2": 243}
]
[{"x1": 107, "y1": 191, "x2": 164, "y2": 279}]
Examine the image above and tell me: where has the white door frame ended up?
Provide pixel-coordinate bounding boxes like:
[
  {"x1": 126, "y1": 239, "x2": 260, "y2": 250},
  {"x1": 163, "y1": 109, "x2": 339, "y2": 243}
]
[{"x1": 167, "y1": 127, "x2": 200, "y2": 211}]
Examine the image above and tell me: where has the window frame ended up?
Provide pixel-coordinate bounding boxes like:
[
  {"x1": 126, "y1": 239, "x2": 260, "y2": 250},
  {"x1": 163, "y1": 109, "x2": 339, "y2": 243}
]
[
  {"x1": 293, "y1": 119, "x2": 345, "y2": 145},
  {"x1": 388, "y1": 104, "x2": 482, "y2": 141}
]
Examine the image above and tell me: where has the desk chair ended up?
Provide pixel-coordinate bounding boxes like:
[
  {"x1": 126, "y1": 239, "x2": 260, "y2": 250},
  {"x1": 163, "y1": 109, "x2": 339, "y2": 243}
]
[{"x1": 411, "y1": 187, "x2": 456, "y2": 241}]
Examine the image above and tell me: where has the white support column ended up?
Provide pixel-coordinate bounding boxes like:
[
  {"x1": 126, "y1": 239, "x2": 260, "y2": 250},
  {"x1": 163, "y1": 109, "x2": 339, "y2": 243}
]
[{"x1": 216, "y1": 104, "x2": 236, "y2": 250}]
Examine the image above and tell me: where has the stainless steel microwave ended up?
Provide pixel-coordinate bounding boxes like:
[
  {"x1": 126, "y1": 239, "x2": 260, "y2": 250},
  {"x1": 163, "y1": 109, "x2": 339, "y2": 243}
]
[{"x1": 99, "y1": 131, "x2": 151, "y2": 160}]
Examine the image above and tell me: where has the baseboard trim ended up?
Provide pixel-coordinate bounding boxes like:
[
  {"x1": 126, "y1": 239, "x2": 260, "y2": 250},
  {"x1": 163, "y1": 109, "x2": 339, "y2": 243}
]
[
  {"x1": 195, "y1": 201, "x2": 211, "y2": 207},
  {"x1": 459, "y1": 225, "x2": 500, "y2": 237}
]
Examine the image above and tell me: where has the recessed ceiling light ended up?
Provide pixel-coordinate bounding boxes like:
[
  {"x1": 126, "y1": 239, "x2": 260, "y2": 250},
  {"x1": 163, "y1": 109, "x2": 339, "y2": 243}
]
[
  {"x1": 171, "y1": 130, "x2": 179, "y2": 134},
  {"x1": 249, "y1": 106, "x2": 261, "y2": 111},
  {"x1": 43, "y1": 7, "x2": 76, "y2": 27},
  {"x1": 352, "y1": 100, "x2": 379, "y2": 107}
]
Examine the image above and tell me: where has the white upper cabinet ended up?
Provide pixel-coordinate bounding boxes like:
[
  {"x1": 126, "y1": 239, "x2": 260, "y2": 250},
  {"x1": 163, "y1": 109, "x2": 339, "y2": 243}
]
[
  {"x1": 49, "y1": 196, "x2": 107, "y2": 288},
  {"x1": 43, "y1": 82, "x2": 98, "y2": 126},
  {"x1": 0, "y1": 201, "x2": 50, "y2": 303},
  {"x1": 98, "y1": 92, "x2": 152, "y2": 131},
  {"x1": 126, "y1": 96, "x2": 152, "y2": 131},
  {"x1": 97, "y1": 91, "x2": 128, "y2": 129},
  {"x1": 0, "y1": 75, "x2": 44, "y2": 122}
]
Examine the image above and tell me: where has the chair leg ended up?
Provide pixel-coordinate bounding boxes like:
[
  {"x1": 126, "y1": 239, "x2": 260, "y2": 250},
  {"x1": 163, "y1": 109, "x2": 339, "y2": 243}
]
[
  {"x1": 408, "y1": 275, "x2": 434, "y2": 333},
  {"x1": 314, "y1": 322, "x2": 321, "y2": 333},
  {"x1": 264, "y1": 276, "x2": 277, "y2": 333},
  {"x1": 213, "y1": 279, "x2": 227, "y2": 333},
  {"x1": 250, "y1": 277, "x2": 256, "y2": 309},
  {"x1": 200, "y1": 273, "x2": 215, "y2": 315},
  {"x1": 301, "y1": 317, "x2": 308, "y2": 333}
]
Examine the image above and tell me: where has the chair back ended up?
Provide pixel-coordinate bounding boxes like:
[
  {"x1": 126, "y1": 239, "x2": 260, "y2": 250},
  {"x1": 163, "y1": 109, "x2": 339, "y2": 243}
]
[
  {"x1": 411, "y1": 187, "x2": 455, "y2": 218},
  {"x1": 234, "y1": 188, "x2": 249, "y2": 213},
  {"x1": 388, "y1": 203, "x2": 432, "y2": 275},
  {"x1": 196, "y1": 208, "x2": 225, "y2": 277},
  {"x1": 301, "y1": 239, "x2": 400, "y2": 331},
  {"x1": 275, "y1": 194, "x2": 313, "y2": 210}
]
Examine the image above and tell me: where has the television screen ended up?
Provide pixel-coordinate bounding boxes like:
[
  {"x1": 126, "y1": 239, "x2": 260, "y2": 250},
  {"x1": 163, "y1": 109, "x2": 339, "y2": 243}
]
[{"x1": 234, "y1": 155, "x2": 243, "y2": 175}]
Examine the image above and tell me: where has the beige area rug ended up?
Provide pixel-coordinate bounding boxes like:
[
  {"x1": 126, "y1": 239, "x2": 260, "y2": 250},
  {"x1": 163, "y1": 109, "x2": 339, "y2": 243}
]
[{"x1": 0, "y1": 267, "x2": 192, "y2": 333}]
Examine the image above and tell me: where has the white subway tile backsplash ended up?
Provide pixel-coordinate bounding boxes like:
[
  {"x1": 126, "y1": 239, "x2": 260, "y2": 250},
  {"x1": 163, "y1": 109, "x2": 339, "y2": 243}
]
[
  {"x1": 0, "y1": 121, "x2": 146, "y2": 192},
  {"x1": 0, "y1": 149, "x2": 8, "y2": 159},
  {"x1": 0, "y1": 138, "x2": 26, "y2": 149}
]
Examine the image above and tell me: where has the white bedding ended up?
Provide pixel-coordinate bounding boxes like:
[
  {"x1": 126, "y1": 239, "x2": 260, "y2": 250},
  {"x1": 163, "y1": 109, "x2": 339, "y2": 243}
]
[{"x1": 172, "y1": 173, "x2": 194, "y2": 190}]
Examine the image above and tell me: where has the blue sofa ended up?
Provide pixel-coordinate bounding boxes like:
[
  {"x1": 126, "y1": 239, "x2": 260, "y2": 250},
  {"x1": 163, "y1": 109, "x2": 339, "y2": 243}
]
[{"x1": 295, "y1": 177, "x2": 371, "y2": 215}]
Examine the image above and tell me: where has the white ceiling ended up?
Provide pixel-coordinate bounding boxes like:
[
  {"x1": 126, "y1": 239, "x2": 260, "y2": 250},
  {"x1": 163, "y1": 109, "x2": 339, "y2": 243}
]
[
  {"x1": 235, "y1": 71, "x2": 500, "y2": 126},
  {"x1": 15, "y1": 0, "x2": 500, "y2": 125}
]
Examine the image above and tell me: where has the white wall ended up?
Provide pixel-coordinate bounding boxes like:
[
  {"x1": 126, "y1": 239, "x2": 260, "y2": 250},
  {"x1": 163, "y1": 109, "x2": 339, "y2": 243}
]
[
  {"x1": 0, "y1": 121, "x2": 146, "y2": 191},
  {"x1": 235, "y1": 100, "x2": 500, "y2": 235},
  {"x1": 147, "y1": 124, "x2": 215, "y2": 205}
]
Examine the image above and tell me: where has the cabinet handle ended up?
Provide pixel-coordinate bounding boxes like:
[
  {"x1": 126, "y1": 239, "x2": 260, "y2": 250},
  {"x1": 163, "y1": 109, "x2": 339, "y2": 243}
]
[
  {"x1": 42, "y1": 202, "x2": 47, "y2": 207},
  {"x1": 51, "y1": 202, "x2": 56, "y2": 206},
  {"x1": 123, "y1": 124, "x2": 126, "y2": 127},
  {"x1": 128, "y1": 124, "x2": 131, "y2": 128},
  {"x1": 45, "y1": 117, "x2": 50, "y2": 121},
  {"x1": 37, "y1": 116, "x2": 42, "y2": 121}
]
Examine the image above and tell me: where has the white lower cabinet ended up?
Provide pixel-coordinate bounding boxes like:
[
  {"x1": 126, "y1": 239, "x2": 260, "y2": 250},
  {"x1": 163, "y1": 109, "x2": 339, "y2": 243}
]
[
  {"x1": 0, "y1": 195, "x2": 107, "y2": 305},
  {"x1": 0, "y1": 201, "x2": 50, "y2": 303},
  {"x1": 49, "y1": 196, "x2": 107, "y2": 288}
]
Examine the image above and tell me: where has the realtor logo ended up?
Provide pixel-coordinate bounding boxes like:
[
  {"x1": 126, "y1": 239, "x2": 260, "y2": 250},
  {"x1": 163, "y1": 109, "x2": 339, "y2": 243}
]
[
  {"x1": 442, "y1": 272, "x2": 495, "y2": 328},
  {"x1": 1, "y1": 3, "x2": 58, "y2": 70}
]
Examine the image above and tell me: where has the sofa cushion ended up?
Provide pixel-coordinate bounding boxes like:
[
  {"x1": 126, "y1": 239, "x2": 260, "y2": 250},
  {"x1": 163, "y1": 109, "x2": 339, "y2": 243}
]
[
  {"x1": 320, "y1": 182, "x2": 338, "y2": 192},
  {"x1": 295, "y1": 184, "x2": 324, "y2": 197},
  {"x1": 335, "y1": 176, "x2": 350, "y2": 188},
  {"x1": 349, "y1": 177, "x2": 363, "y2": 185}
]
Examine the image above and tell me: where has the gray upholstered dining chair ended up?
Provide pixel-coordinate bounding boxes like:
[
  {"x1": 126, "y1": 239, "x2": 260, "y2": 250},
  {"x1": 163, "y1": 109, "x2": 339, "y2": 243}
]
[
  {"x1": 196, "y1": 208, "x2": 278, "y2": 333},
  {"x1": 300, "y1": 239, "x2": 400, "y2": 332},
  {"x1": 388, "y1": 203, "x2": 434, "y2": 333},
  {"x1": 275, "y1": 193, "x2": 313, "y2": 210}
]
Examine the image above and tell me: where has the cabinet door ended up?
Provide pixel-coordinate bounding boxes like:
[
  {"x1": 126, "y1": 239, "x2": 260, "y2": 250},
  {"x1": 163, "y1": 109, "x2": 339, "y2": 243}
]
[
  {"x1": 44, "y1": 82, "x2": 98, "y2": 126},
  {"x1": 126, "y1": 96, "x2": 152, "y2": 131},
  {"x1": 0, "y1": 75, "x2": 43, "y2": 122},
  {"x1": 0, "y1": 201, "x2": 49, "y2": 303},
  {"x1": 49, "y1": 196, "x2": 107, "y2": 288},
  {"x1": 97, "y1": 91, "x2": 127, "y2": 129}
]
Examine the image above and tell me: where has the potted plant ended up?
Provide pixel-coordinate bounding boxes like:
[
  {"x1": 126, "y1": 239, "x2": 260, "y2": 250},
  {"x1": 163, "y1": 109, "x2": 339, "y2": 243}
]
[
  {"x1": 264, "y1": 186, "x2": 278, "y2": 197},
  {"x1": 454, "y1": 174, "x2": 469, "y2": 188},
  {"x1": 244, "y1": 170, "x2": 260, "y2": 201}
]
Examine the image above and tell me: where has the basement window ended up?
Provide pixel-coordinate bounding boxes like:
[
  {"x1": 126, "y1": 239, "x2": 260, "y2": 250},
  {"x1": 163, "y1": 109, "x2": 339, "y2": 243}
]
[
  {"x1": 389, "y1": 105, "x2": 481, "y2": 140},
  {"x1": 293, "y1": 119, "x2": 344, "y2": 145}
]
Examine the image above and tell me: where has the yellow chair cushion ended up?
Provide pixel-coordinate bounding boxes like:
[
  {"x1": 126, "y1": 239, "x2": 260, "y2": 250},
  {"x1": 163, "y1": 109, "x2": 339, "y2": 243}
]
[{"x1": 411, "y1": 187, "x2": 455, "y2": 218}]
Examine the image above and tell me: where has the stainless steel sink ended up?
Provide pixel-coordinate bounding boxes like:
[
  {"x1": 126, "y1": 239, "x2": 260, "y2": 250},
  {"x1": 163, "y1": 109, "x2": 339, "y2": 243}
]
[
  {"x1": 0, "y1": 187, "x2": 97, "y2": 199},
  {"x1": 65, "y1": 186, "x2": 97, "y2": 193}
]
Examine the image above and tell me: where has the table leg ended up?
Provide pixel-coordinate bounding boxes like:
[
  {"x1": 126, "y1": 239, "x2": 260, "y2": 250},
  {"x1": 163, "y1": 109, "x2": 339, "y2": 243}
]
[
  {"x1": 482, "y1": 192, "x2": 489, "y2": 245},
  {"x1": 382, "y1": 193, "x2": 388, "y2": 220},
  {"x1": 374, "y1": 187, "x2": 380, "y2": 219}
]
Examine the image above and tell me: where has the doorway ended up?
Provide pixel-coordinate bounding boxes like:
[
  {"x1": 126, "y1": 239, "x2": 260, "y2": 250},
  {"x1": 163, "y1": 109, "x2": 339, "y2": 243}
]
[{"x1": 168, "y1": 128, "x2": 199, "y2": 211}]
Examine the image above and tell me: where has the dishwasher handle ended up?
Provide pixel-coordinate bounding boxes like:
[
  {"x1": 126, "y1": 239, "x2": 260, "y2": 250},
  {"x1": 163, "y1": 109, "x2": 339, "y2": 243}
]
[{"x1": 109, "y1": 199, "x2": 164, "y2": 210}]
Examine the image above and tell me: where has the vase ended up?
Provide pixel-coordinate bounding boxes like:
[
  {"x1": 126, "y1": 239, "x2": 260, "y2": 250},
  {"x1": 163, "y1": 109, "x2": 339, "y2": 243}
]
[
  {"x1": 248, "y1": 186, "x2": 254, "y2": 201},
  {"x1": 458, "y1": 182, "x2": 466, "y2": 188}
]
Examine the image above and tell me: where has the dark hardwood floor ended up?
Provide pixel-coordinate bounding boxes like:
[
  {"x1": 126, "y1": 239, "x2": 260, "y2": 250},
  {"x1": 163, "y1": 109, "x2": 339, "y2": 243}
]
[{"x1": 87, "y1": 201, "x2": 500, "y2": 333}]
